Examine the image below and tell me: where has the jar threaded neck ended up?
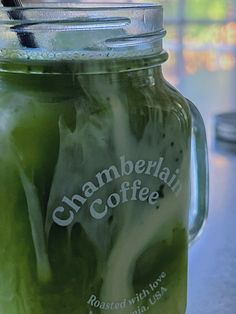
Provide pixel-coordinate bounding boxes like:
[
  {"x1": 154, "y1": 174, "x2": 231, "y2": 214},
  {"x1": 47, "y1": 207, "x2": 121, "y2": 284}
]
[{"x1": 0, "y1": 3, "x2": 166, "y2": 61}]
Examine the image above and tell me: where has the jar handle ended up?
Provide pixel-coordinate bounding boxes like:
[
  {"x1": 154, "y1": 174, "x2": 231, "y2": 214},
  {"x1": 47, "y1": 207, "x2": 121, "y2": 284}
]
[{"x1": 187, "y1": 99, "x2": 209, "y2": 245}]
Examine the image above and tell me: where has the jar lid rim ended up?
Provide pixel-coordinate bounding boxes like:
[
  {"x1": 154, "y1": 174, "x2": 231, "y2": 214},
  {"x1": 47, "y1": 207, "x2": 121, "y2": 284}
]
[
  {"x1": 0, "y1": 2, "x2": 162, "y2": 11},
  {"x1": 0, "y1": 2, "x2": 164, "y2": 64}
]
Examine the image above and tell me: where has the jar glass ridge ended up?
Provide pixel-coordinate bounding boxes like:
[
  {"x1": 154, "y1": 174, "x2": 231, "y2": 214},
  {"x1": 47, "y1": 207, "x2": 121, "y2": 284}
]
[{"x1": 0, "y1": 2, "x2": 168, "y2": 73}]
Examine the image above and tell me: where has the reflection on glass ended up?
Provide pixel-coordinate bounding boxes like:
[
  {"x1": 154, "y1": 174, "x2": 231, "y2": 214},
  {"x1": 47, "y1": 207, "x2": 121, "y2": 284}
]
[{"x1": 164, "y1": 22, "x2": 236, "y2": 87}]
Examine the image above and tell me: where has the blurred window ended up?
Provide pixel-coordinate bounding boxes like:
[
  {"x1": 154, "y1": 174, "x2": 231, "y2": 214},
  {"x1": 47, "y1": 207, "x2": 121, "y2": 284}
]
[{"x1": 161, "y1": 0, "x2": 236, "y2": 110}]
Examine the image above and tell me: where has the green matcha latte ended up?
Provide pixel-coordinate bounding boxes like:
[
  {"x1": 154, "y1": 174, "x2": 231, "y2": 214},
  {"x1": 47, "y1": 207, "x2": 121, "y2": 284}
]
[{"x1": 0, "y1": 3, "x2": 192, "y2": 314}]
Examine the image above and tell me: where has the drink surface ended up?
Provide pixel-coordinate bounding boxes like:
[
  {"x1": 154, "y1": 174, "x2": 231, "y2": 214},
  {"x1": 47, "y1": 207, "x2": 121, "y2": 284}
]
[{"x1": 0, "y1": 56, "x2": 191, "y2": 314}]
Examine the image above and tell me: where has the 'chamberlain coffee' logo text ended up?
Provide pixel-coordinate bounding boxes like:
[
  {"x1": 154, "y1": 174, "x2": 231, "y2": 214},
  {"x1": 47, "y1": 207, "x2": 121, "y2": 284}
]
[{"x1": 52, "y1": 156, "x2": 182, "y2": 227}]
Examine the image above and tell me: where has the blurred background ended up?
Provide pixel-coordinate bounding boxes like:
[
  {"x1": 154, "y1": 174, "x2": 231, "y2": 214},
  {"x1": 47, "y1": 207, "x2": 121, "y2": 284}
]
[{"x1": 161, "y1": 0, "x2": 236, "y2": 138}]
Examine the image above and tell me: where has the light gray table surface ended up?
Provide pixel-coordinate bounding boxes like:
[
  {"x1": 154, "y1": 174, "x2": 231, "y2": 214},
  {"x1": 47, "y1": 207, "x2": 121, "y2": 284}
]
[{"x1": 187, "y1": 145, "x2": 236, "y2": 314}]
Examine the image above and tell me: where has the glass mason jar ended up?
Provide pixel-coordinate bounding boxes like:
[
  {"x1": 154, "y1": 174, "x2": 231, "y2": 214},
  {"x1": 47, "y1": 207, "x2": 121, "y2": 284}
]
[{"x1": 0, "y1": 3, "x2": 208, "y2": 314}]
